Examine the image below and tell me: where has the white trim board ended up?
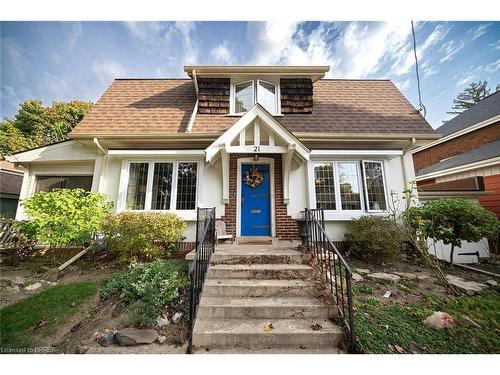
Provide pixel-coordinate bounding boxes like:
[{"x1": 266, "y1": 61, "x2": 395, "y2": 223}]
[
  {"x1": 108, "y1": 150, "x2": 205, "y2": 157},
  {"x1": 415, "y1": 156, "x2": 500, "y2": 181},
  {"x1": 310, "y1": 149, "x2": 403, "y2": 157}
]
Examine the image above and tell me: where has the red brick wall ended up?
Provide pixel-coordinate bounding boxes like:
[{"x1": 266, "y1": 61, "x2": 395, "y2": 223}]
[
  {"x1": 413, "y1": 122, "x2": 500, "y2": 171},
  {"x1": 479, "y1": 174, "x2": 500, "y2": 218},
  {"x1": 220, "y1": 153, "x2": 300, "y2": 240}
]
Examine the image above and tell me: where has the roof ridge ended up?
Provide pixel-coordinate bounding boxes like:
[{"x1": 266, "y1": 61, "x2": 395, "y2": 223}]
[
  {"x1": 114, "y1": 78, "x2": 190, "y2": 81},
  {"x1": 319, "y1": 78, "x2": 391, "y2": 81}
]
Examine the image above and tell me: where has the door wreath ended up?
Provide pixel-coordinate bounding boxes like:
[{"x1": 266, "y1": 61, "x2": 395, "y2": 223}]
[{"x1": 244, "y1": 166, "x2": 264, "y2": 189}]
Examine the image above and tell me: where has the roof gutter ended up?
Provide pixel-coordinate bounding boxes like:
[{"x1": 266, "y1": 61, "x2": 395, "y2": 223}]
[
  {"x1": 187, "y1": 69, "x2": 199, "y2": 133},
  {"x1": 296, "y1": 132, "x2": 441, "y2": 141}
]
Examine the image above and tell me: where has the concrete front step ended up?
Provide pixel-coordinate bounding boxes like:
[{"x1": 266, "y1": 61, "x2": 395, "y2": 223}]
[
  {"x1": 212, "y1": 247, "x2": 303, "y2": 265},
  {"x1": 192, "y1": 318, "x2": 342, "y2": 349},
  {"x1": 195, "y1": 347, "x2": 343, "y2": 354},
  {"x1": 207, "y1": 264, "x2": 314, "y2": 280},
  {"x1": 197, "y1": 296, "x2": 329, "y2": 319},
  {"x1": 203, "y1": 279, "x2": 318, "y2": 297}
]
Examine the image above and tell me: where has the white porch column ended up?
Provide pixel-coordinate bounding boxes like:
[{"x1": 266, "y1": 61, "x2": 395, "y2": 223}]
[
  {"x1": 221, "y1": 146, "x2": 230, "y2": 204},
  {"x1": 282, "y1": 144, "x2": 295, "y2": 205}
]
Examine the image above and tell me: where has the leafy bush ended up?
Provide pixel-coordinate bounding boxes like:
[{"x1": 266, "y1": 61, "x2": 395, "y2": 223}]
[
  {"x1": 19, "y1": 188, "x2": 112, "y2": 247},
  {"x1": 100, "y1": 260, "x2": 188, "y2": 327},
  {"x1": 405, "y1": 198, "x2": 500, "y2": 264},
  {"x1": 102, "y1": 211, "x2": 186, "y2": 261},
  {"x1": 345, "y1": 215, "x2": 405, "y2": 264}
]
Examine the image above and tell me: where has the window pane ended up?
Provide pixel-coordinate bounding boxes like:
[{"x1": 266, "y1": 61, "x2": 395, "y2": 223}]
[
  {"x1": 338, "y1": 162, "x2": 362, "y2": 210},
  {"x1": 257, "y1": 80, "x2": 276, "y2": 114},
  {"x1": 363, "y1": 161, "x2": 387, "y2": 210},
  {"x1": 314, "y1": 163, "x2": 336, "y2": 210},
  {"x1": 151, "y1": 163, "x2": 173, "y2": 210},
  {"x1": 35, "y1": 176, "x2": 92, "y2": 193},
  {"x1": 176, "y1": 162, "x2": 197, "y2": 210},
  {"x1": 126, "y1": 163, "x2": 149, "y2": 210},
  {"x1": 62, "y1": 176, "x2": 93, "y2": 191},
  {"x1": 235, "y1": 81, "x2": 253, "y2": 113},
  {"x1": 35, "y1": 176, "x2": 63, "y2": 193}
]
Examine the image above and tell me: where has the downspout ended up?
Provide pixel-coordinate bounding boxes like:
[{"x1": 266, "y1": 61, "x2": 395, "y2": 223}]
[
  {"x1": 187, "y1": 69, "x2": 199, "y2": 133},
  {"x1": 400, "y1": 137, "x2": 416, "y2": 190},
  {"x1": 93, "y1": 137, "x2": 108, "y2": 193}
]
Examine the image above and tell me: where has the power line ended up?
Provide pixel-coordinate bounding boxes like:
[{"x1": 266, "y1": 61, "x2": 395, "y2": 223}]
[{"x1": 411, "y1": 21, "x2": 427, "y2": 118}]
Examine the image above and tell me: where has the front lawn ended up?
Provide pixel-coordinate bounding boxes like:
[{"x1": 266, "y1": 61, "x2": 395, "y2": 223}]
[
  {"x1": 354, "y1": 285, "x2": 500, "y2": 353},
  {"x1": 0, "y1": 282, "x2": 97, "y2": 349}
]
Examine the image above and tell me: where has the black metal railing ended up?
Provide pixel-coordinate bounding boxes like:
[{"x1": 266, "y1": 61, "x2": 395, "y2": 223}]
[
  {"x1": 187, "y1": 207, "x2": 216, "y2": 354},
  {"x1": 304, "y1": 208, "x2": 357, "y2": 352}
]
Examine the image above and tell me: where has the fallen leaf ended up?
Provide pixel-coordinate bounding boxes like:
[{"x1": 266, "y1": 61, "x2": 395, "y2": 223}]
[
  {"x1": 388, "y1": 344, "x2": 395, "y2": 352},
  {"x1": 263, "y1": 322, "x2": 274, "y2": 333},
  {"x1": 33, "y1": 320, "x2": 47, "y2": 330},
  {"x1": 311, "y1": 322, "x2": 322, "y2": 331},
  {"x1": 394, "y1": 344, "x2": 404, "y2": 353}
]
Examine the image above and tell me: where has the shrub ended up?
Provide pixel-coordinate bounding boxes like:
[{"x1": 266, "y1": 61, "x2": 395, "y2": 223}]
[
  {"x1": 102, "y1": 211, "x2": 186, "y2": 261},
  {"x1": 405, "y1": 198, "x2": 500, "y2": 264},
  {"x1": 100, "y1": 259, "x2": 188, "y2": 327},
  {"x1": 345, "y1": 215, "x2": 405, "y2": 264},
  {"x1": 19, "y1": 188, "x2": 112, "y2": 247}
]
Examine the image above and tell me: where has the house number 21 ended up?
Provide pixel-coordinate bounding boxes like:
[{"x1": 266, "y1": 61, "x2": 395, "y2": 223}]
[{"x1": 253, "y1": 145, "x2": 261, "y2": 152}]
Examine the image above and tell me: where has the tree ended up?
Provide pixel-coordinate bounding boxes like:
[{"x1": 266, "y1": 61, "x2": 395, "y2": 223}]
[
  {"x1": 405, "y1": 198, "x2": 500, "y2": 265},
  {"x1": 18, "y1": 188, "x2": 112, "y2": 249},
  {"x1": 447, "y1": 81, "x2": 499, "y2": 115},
  {"x1": 0, "y1": 100, "x2": 93, "y2": 156}
]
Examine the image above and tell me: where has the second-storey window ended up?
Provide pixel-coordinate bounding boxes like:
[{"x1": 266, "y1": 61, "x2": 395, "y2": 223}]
[
  {"x1": 124, "y1": 161, "x2": 198, "y2": 211},
  {"x1": 233, "y1": 79, "x2": 278, "y2": 115}
]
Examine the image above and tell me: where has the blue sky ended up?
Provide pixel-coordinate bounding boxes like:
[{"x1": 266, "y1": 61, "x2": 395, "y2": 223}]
[{"x1": 1, "y1": 21, "x2": 499, "y2": 128}]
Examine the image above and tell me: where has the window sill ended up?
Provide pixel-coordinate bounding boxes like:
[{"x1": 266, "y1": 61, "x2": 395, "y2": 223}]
[
  {"x1": 322, "y1": 211, "x2": 387, "y2": 221},
  {"x1": 226, "y1": 113, "x2": 283, "y2": 117}
]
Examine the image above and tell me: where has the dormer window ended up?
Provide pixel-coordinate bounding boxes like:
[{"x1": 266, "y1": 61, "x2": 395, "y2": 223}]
[{"x1": 232, "y1": 79, "x2": 279, "y2": 115}]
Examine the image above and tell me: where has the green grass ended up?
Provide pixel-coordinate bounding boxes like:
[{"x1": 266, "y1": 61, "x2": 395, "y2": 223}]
[
  {"x1": 354, "y1": 290, "x2": 500, "y2": 353},
  {"x1": 0, "y1": 282, "x2": 97, "y2": 349}
]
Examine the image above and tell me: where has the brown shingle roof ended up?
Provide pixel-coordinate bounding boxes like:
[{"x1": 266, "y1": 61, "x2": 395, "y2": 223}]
[{"x1": 71, "y1": 78, "x2": 435, "y2": 136}]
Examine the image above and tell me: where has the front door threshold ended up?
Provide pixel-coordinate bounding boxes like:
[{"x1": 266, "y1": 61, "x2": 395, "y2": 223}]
[{"x1": 237, "y1": 236, "x2": 276, "y2": 245}]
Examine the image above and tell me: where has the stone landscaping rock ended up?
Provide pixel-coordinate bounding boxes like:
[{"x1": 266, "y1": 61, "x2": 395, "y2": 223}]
[
  {"x1": 355, "y1": 268, "x2": 371, "y2": 275},
  {"x1": 13, "y1": 277, "x2": 26, "y2": 286},
  {"x1": 115, "y1": 328, "x2": 158, "y2": 346},
  {"x1": 5, "y1": 285, "x2": 20, "y2": 293},
  {"x1": 417, "y1": 274, "x2": 430, "y2": 281},
  {"x1": 394, "y1": 272, "x2": 417, "y2": 280},
  {"x1": 156, "y1": 316, "x2": 170, "y2": 328},
  {"x1": 76, "y1": 345, "x2": 90, "y2": 354},
  {"x1": 423, "y1": 311, "x2": 455, "y2": 329},
  {"x1": 486, "y1": 280, "x2": 497, "y2": 287},
  {"x1": 445, "y1": 275, "x2": 488, "y2": 295},
  {"x1": 157, "y1": 335, "x2": 167, "y2": 345},
  {"x1": 98, "y1": 330, "x2": 117, "y2": 347},
  {"x1": 172, "y1": 312, "x2": 183, "y2": 324},
  {"x1": 367, "y1": 273, "x2": 400, "y2": 283},
  {"x1": 352, "y1": 273, "x2": 365, "y2": 282},
  {"x1": 112, "y1": 302, "x2": 127, "y2": 317},
  {"x1": 24, "y1": 282, "x2": 43, "y2": 291}
]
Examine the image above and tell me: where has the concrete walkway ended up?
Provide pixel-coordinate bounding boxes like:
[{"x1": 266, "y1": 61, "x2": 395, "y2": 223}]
[{"x1": 191, "y1": 242, "x2": 343, "y2": 354}]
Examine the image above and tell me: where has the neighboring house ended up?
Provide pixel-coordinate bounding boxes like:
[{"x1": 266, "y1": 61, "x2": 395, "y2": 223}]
[
  {"x1": 0, "y1": 160, "x2": 24, "y2": 219},
  {"x1": 413, "y1": 91, "x2": 500, "y2": 263},
  {"x1": 413, "y1": 91, "x2": 500, "y2": 216},
  {"x1": 7, "y1": 65, "x2": 438, "y2": 248}
]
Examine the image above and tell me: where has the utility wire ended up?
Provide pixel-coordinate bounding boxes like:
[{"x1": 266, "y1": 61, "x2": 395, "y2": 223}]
[{"x1": 411, "y1": 21, "x2": 427, "y2": 118}]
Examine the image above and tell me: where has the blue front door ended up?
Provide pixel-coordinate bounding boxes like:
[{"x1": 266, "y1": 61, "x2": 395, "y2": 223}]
[{"x1": 241, "y1": 163, "x2": 271, "y2": 236}]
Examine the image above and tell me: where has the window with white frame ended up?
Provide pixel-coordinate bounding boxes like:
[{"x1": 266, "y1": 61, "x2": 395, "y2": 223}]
[
  {"x1": 124, "y1": 161, "x2": 198, "y2": 211},
  {"x1": 313, "y1": 160, "x2": 387, "y2": 212},
  {"x1": 232, "y1": 79, "x2": 278, "y2": 115},
  {"x1": 362, "y1": 161, "x2": 387, "y2": 211}
]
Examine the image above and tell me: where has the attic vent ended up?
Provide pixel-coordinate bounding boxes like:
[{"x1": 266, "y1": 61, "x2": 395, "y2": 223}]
[
  {"x1": 198, "y1": 78, "x2": 230, "y2": 114},
  {"x1": 280, "y1": 78, "x2": 313, "y2": 114}
]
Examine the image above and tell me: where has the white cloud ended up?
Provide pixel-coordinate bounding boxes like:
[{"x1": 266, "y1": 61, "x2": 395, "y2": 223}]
[
  {"x1": 91, "y1": 60, "x2": 127, "y2": 84},
  {"x1": 37, "y1": 72, "x2": 71, "y2": 102},
  {"x1": 456, "y1": 75, "x2": 474, "y2": 87},
  {"x1": 245, "y1": 21, "x2": 413, "y2": 79},
  {"x1": 1, "y1": 38, "x2": 28, "y2": 82},
  {"x1": 210, "y1": 41, "x2": 235, "y2": 64},
  {"x1": 468, "y1": 23, "x2": 491, "y2": 41},
  {"x1": 439, "y1": 40, "x2": 465, "y2": 63},
  {"x1": 391, "y1": 24, "x2": 450, "y2": 76},
  {"x1": 174, "y1": 21, "x2": 198, "y2": 65},
  {"x1": 394, "y1": 79, "x2": 411, "y2": 91},
  {"x1": 484, "y1": 59, "x2": 500, "y2": 74},
  {"x1": 489, "y1": 40, "x2": 500, "y2": 50},
  {"x1": 66, "y1": 22, "x2": 82, "y2": 50}
]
